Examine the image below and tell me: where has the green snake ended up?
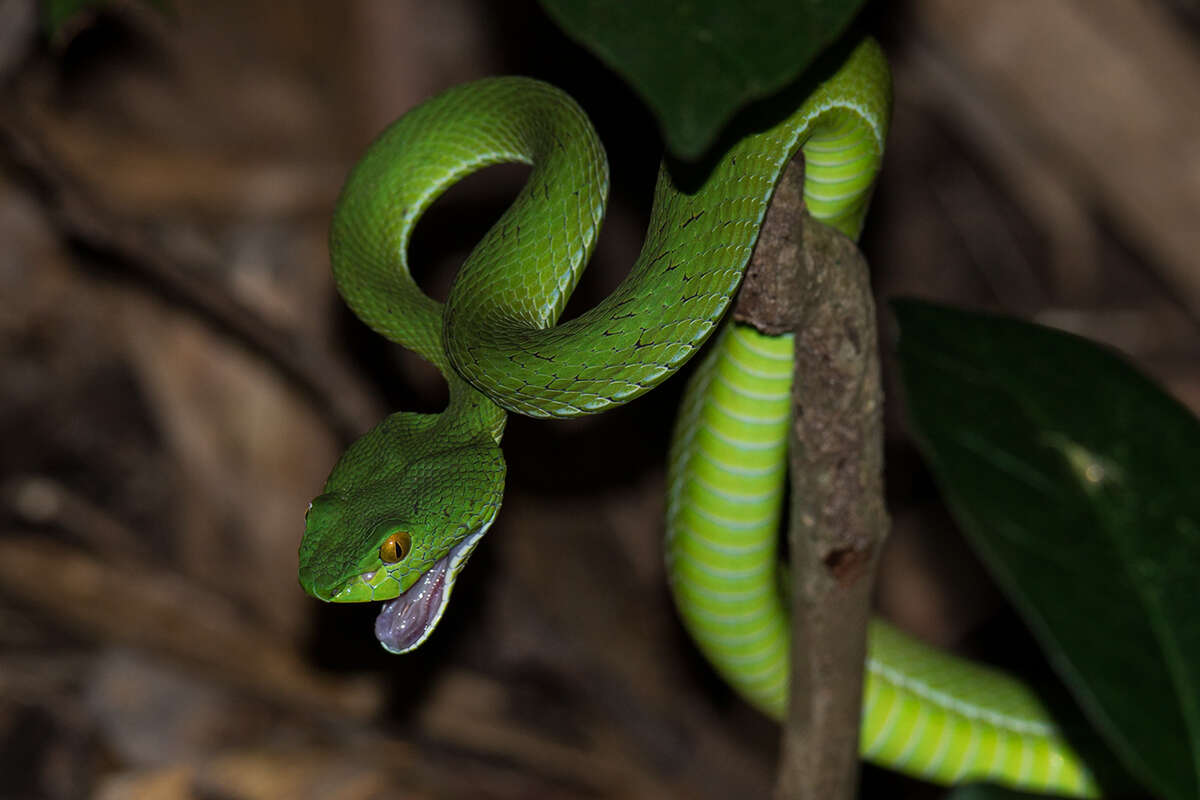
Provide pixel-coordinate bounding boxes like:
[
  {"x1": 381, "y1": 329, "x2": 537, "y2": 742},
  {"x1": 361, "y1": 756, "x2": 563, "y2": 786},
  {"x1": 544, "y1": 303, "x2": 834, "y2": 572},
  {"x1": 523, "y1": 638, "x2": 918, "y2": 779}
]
[{"x1": 298, "y1": 38, "x2": 1098, "y2": 795}]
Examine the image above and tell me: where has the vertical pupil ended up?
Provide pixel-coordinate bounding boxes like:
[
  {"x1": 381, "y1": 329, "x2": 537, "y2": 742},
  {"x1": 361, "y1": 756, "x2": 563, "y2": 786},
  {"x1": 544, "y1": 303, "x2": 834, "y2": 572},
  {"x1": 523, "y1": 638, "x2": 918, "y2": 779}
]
[{"x1": 380, "y1": 531, "x2": 410, "y2": 563}]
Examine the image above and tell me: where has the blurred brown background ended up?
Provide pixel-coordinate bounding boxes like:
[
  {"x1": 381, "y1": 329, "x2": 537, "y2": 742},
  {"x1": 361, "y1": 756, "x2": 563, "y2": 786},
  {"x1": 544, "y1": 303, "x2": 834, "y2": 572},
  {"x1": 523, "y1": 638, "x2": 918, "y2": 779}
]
[{"x1": 1, "y1": 1, "x2": 1197, "y2": 798}]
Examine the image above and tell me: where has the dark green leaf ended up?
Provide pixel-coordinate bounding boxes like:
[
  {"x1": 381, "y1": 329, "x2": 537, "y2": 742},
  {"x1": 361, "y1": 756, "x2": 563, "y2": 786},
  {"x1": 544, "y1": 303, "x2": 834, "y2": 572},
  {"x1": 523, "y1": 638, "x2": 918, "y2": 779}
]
[
  {"x1": 894, "y1": 300, "x2": 1200, "y2": 800},
  {"x1": 537, "y1": 0, "x2": 866, "y2": 159}
]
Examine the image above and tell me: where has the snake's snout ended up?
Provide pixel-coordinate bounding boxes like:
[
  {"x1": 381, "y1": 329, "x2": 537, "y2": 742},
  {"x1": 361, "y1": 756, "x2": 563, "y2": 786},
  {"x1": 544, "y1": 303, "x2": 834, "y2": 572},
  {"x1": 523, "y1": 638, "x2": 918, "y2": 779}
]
[
  {"x1": 297, "y1": 491, "x2": 355, "y2": 601},
  {"x1": 297, "y1": 545, "x2": 338, "y2": 602}
]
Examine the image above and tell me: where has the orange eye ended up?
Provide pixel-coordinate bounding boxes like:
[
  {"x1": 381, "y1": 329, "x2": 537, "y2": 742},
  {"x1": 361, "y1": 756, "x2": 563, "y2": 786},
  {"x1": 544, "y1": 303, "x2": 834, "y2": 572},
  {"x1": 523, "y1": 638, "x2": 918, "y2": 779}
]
[{"x1": 379, "y1": 531, "x2": 412, "y2": 563}]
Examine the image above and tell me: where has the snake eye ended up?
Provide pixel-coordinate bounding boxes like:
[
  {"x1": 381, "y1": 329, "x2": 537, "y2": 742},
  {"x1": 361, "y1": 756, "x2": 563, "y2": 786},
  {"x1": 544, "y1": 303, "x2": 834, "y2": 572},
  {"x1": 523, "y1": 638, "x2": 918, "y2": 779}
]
[{"x1": 379, "y1": 531, "x2": 412, "y2": 563}]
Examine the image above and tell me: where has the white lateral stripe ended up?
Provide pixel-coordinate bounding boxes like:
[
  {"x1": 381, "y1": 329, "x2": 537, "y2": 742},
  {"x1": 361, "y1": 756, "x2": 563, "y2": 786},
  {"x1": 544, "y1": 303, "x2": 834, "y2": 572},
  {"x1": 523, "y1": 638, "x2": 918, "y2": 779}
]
[{"x1": 866, "y1": 659, "x2": 1052, "y2": 736}]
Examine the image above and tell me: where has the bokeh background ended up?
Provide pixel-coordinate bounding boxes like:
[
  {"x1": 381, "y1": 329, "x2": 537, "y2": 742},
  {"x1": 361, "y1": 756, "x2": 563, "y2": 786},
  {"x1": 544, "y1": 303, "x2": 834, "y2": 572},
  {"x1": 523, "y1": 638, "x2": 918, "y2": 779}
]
[{"x1": 1, "y1": 1, "x2": 1198, "y2": 797}]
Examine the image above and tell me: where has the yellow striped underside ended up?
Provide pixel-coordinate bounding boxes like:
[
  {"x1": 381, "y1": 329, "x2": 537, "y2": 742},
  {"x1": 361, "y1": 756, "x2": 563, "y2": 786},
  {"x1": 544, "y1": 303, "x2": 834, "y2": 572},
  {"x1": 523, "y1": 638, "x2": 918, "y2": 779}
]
[{"x1": 665, "y1": 325, "x2": 1098, "y2": 796}]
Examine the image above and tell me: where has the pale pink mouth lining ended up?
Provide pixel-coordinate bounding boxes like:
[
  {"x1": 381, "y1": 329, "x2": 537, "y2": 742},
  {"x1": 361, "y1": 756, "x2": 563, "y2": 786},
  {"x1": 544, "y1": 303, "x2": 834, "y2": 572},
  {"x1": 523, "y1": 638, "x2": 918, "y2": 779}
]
[
  {"x1": 372, "y1": 520, "x2": 493, "y2": 654},
  {"x1": 373, "y1": 553, "x2": 449, "y2": 653}
]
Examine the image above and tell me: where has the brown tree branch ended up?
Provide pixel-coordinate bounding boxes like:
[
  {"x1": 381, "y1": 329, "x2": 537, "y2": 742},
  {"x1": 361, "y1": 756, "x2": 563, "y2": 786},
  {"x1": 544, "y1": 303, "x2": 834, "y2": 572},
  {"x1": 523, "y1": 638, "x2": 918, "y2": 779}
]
[{"x1": 735, "y1": 159, "x2": 889, "y2": 800}]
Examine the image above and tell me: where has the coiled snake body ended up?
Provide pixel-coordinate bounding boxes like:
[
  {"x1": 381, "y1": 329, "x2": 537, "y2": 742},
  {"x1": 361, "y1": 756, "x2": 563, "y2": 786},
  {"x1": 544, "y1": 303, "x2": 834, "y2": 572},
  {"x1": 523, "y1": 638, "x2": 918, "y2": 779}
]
[{"x1": 298, "y1": 39, "x2": 1097, "y2": 795}]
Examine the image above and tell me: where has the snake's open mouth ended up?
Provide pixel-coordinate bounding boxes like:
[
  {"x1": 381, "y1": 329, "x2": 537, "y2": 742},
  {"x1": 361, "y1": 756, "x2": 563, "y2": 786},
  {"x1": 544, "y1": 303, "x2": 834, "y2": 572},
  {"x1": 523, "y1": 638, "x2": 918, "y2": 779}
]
[{"x1": 373, "y1": 520, "x2": 492, "y2": 654}]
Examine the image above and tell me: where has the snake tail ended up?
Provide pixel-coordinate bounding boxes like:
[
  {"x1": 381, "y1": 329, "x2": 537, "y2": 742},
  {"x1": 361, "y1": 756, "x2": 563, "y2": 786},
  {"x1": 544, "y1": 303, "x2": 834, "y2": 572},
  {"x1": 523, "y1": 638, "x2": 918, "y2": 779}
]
[{"x1": 663, "y1": 45, "x2": 1099, "y2": 795}]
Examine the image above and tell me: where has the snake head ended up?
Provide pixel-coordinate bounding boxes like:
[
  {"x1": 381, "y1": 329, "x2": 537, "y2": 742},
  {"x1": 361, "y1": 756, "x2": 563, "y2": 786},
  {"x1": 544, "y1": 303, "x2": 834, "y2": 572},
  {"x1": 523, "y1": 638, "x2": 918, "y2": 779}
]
[{"x1": 298, "y1": 415, "x2": 506, "y2": 653}]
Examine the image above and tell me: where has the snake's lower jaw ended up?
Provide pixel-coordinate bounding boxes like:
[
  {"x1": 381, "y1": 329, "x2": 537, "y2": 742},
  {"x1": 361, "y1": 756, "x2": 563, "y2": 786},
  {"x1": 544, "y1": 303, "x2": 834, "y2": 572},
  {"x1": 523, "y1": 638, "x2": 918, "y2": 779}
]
[
  {"x1": 375, "y1": 517, "x2": 495, "y2": 654},
  {"x1": 374, "y1": 560, "x2": 446, "y2": 653}
]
